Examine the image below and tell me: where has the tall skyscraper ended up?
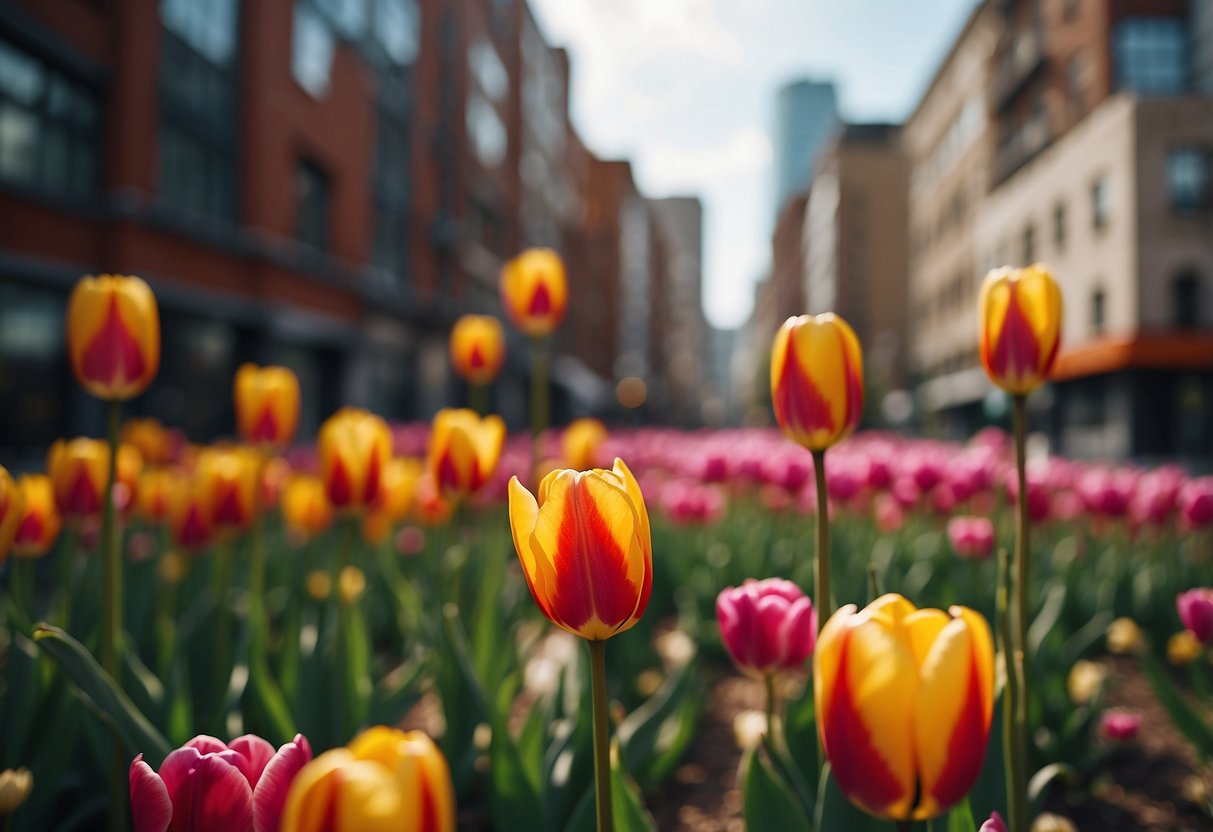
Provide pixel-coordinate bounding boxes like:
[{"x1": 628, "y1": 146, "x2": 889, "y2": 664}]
[{"x1": 773, "y1": 79, "x2": 838, "y2": 213}]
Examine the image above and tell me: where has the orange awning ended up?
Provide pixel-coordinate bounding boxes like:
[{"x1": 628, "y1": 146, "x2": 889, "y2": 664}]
[{"x1": 1051, "y1": 331, "x2": 1213, "y2": 381}]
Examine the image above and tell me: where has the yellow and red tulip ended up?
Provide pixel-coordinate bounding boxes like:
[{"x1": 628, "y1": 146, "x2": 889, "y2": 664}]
[
  {"x1": 234, "y1": 364, "x2": 302, "y2": 449},
  {"x1": 47, "y1": 438, "x2": 143, "y2": 519},
  {"x1": 281, "y1": 726, "x2": 455, "y2": 832},
  {"x1": 281, "y1": 474, "x2": 334, "y2": 543},
  {"x1": 814, "y1": 593, "x2": 994, "y2": 821},
  {"x1": 561, "y1": 418, "x2": 608, "y2": 471},
  {"x1": 317, "y1": 408, "x2": 392, "y2": 514},
  {"x1": 65, "y1": 274, "x2": 160, "y2": 401},
  {"x1": 449, "y1": 315, "x2": 506, "y2": 386},
  {"x1": 425, "y1": 409, "x2": 505, "y2": 500},
  {"x1": 196, "y1": 447, "x2": 260, "y2": 533},
  {"x1": 12, "y1": 474, "x2": 62, "y2": 559},
  {"x1": 770, "y1": 313, "x2": 864, "y2": 452},
  {"x1": 0, "y1": 466, "x2": 25, "y2": 566},
  {"x1": 507, "y1": 459, "x2": 652, "y2": 641},
  {"x1": 122, "y1": 418, "x2": 175, "y2": 466},
  {"x1": 364, "y1": 458, "x2": 422, "y2": 543},
  {"x1": 978, "y1": 264, "x2": 1063, "y2": 396},
  {"x1": 413, "y1": 474, "x2": 454, "y2": 527},
  {"x1": 500, "y1": 248, "x2": 568, "y2": 337},
  {"x1": 260, "y1": 456, "x2": 291, "y2": 509},
  {"x1": 166, "y1": 471, "x2": 213, "y2": 553}
]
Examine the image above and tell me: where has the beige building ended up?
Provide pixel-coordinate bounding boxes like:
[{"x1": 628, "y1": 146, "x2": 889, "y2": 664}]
[{"x1": 974, "y1": 94, "x2": 1213, "y2": 459}]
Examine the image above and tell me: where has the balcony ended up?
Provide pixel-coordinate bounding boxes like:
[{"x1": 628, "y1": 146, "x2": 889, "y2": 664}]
[
  {"x1": 992, "y1": 28, "x2": 1046, "y2": 111},
  {"x1": 993, "y1": 110, "x2": 1051, "y2": 184}
]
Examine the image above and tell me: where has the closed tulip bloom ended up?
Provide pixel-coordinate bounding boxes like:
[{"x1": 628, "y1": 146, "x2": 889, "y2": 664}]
[
  {"x1": 414, "y1": 474, "x2": 454, "y2": 527},
  {"x1": 364, "y1": 458, "x2": 422, "y2": 543},
  {"x1": 281, "y1": 475, "x2": 333, "y2": 543},
  {"x1": 500, "y1": 248, "x2": 568, "y2": 336},
  {"x1": 946, "y1": 516, "x2": 995, "y2": 560},
  {"x1": 426, "y1": 409, "x2": 505, "y2": 499},
  {"x1": 1180, "y1": 477, "x2": 1213, "y2": 529},
  {"x1": 66, "y1": 274, "x2": 160, "y2": 401},
  {"x1": 47, "y1": 438, "x2": 143, "y2": 519},
  {"x1": 562, "y1": 418, "x2": 608, "y2": 471},
  {"x1": 12, "y1": 475, "x2": 62, "y2": 559},
  {"x1": 770, "y1": 313, "x2": 864, "y2": 452},
  {"x1": 0, "y1": 768, "x2": 33, "y2": 815},
  {"x1": 137, "y1": 466, "x2": 178, "y2": 523},
  {"x1": 234, "y1": 364, "x2": 301, "y2": 449},
  {"x1": 815, "y1": 593, "x2": 994, "y2": 821},
  {"x1": 979, "y1": 812, "x2": 1008, "y2": 832},
  {"x1": 449, "y1": 315, "x2": 505, "y2": 385},
  {"x1": 318, "y1": 408, "x2": 392, "y2": 513},
  {"x1": 978, "y1": 265, "x2": 1062, "y2": 396},
  {"x1": 123, "y1": 418, "x2": 175, "y2": 466},
  {"x1": 716, "y1": 578, "x2": 816, "y2": 677},
  {"x1": 1168, "y1": 630, "x2": 1203, "y2": 665},
  {"x1": 197, "y1": 448, "x2": 260, "y2": 533},
  {"x1": 0, "y1": 466, "x2": 24, "y2": 566},
  {"x1": 508, "y1": 459, "x2": 652, "y2": 641},
  {"x1": 1178, "y1": 588, "x2": 1213, "y2": 645},
  {"x1": 167, "y1": 472, "x2": 214, "y2": 553},
  {"x1": 281, "y1": 727, "x2": 454, "y2": 832},
  {"x1": 129, "y1": 733, "x2": 312, "y2": 832}
]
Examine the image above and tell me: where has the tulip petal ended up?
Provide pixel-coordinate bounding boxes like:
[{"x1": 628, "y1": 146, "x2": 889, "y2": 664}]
[
  {"x1": 252, "y1": 735, "x2": 312, "y2": 832},
  {"x1": 228, "y1": 735, "x2": 276, "y2": 789},
  {"x1": 508, "y1": 477, "x2": 557, "y2": 622},
  {"x1": 164, "y1": 752, "x2": 254, "y2": 832},
  {"x1": 130, "y1": 755, "x2": 173, "y2": 832}
]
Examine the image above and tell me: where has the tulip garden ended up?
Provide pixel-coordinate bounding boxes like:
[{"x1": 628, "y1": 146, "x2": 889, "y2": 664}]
[{"x1": 1, "y1": 260, "x2": 1213, "y2": 832}]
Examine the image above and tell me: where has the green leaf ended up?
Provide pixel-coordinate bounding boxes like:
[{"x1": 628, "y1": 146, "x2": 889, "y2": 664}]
[
  {"x1": 33, "y1": 623, "x2": 173, "y2": 767},
  {"x1": 488, "y1": 710, "x2": 545, "y2": 831},
  {"x1": 370, "y1": 657, "x2": 426, "y2": 726},
  {"x1": 2, "y1": 629, "x2": 39, "y2": 767},
  {"x1": 611, "y1": 745, "x2": 658, "y2": 832},
  {"x1": 1140, "y1": 649, "x2": 1213, "y2": 760},
  {"x1": 1027, "y1": 762, "x2": 1076, "y2": 805},
  {"x1": 1027, "y1": 581, "x2": 1066, "y2": 655},
  {"x1": 741, "y1": 749, "x2": 812, "y2": 832},
  {"x1": 946, "y1": 797, "x2": 977, "y2": 832},
  {"x1": 617, "y1": 655, "x2": 701, "y2": 787}
]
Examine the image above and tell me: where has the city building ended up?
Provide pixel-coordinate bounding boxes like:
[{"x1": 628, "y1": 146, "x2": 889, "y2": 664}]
[{"x1": 773, "y1": 79, "x2": 837, "y2": 214}]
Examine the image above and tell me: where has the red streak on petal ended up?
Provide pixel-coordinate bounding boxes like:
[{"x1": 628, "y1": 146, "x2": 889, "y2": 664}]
[
  {"x1": 990, "y1": 286, "x2": 1041, "y2": 383},
  {"x1": 328, "y1": 458, "x2": 353, "y2": 507},
  {"x1": 822, "y1": 632, "x2": 908, "y2": 817},
  {"x1": 468, "y1": 343, "x2": 486, "y2": 369},
  {"x1": 419, "y1": 773, "x2": 439, "y2": 832},
  {"x1": 16, "y1": 512, "x2": 44, "y2": 546},
  {"x1": 528, "y1": 282, "x2": 552, "y2": 317},
  {"x1": 249, "y1": 405, "x2": 280, "y2": 444},
  {"x1": 65, "y1": 466, "x2": 102, "y2": 516},
  {"x1": 926, "y1": 655, "x2": 988, "y2": 810},
  {"x1": 81, "y1": 293, "x2": 146, "y2": 391},
  {"x1": 841, "y1": 332, "x2": 863, "y2": 434},
  {"x1": 212, "y1": 486, "x2": 246, "y2": 528},
  {"x1": 363, "y1": 448, "x2": 383, "y2": 507},
  {"x1": 773, "y1": 334, "x2": 835, "y2": 438},
  {"x1": 179, "y1": 504, "x2": 211, "y2": 549}
]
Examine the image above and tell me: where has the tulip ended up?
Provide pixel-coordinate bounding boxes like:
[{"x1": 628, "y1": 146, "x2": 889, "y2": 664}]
[
  {"x1": 500, "y1": 248, "x2": 568, "y2": 337},
  {"x1": 47, "y1": 438, "x2": 143, "y2": 519},
  {"x1": 449, "y1": 314, "x2": 506, "y2": 386},
  {"x1": 1181, "y1": 477, "x2": 1213, "y2": 529},
  {"x1": 363, "y1": 458, "x2": 421, "y2": 543},
  {"x1": 123, "y1": 418, "x2": 175, "y2": 466},
  {"x1": 1178, "y1": 588, "x2": 1213, "y2": 645},
  {"x1": 769, "y1": 313, "x2": 864, "y2": 452},
  {"x1": 234, "y1": 364, "x2": 301, "y2": 449},
  {"x1": 137, "y1": 466, "x2": 178, "y2": 524},
  {"x1": 426, "y1": 409, "x2": 505, "y2": 500},
  {"x1": 12, "y1": 474, "x2": 62, "y2": 559},
  {"x1": 978, "y1": 265, "x2": 1062, "y2": 396},
  {"x1": 562, "y1": 418, "x2": 608, "y2": 471},
  {"x1": 196, "y1": 447, "x2": 260, "y2": 533},
  {"x1": 281, "y1": 727, "x2": 454, "y2": 832},
  {"x1": 259, "y1": 456, "x2": 291, "y2": 509},
  {"x1": 1031, "y1": 813, "x2": 1078, "y2": 832},
  {"x1": 0, "y1": 768, "x2": 32, "y2": 816},
  {"x1": 716, "y1": 578, "x2": 816, "y2": 677},
  {"x1": 1105, "y1": 617, "x2": 1143, "y2": 655},
  {"x1": 1066, "y1": 660, "x2": 1106, "y2": 705},
  {"x1": 0, "y1": 466, "x2": 24, "y2": 566},
  {"x1": 1168, "y1": 630, "x2": 1203, "y2": 665},
  {"x1": 129, "y1": 733, "x2": 312, "y2": 832},
  {"x1": 980, "y1": 812, "x2": 1008, "y2": 832},
  {"x1": 1100, "y1": 709, "x2": 1142, "y2": 741},
  {"x1": 507, "y1": 458, "x2": 652, "y2": 641},
  {"x1": 281, "y1": 475, "x2": 333, "y2": 543},
  {"x1": 947, "y1": 516, "x2": 995, "y2": 560},
  {"x1": 66, "y1": 274, "x2": 160, "y2": 401},
  {"x1": 413, "y1": 474, "x2": 454, "y2": 526},
  {"x1": 166, "y1": 472, "x2": 214, "y2": 553},
  {"x1": 814, "y1": 593, "x2": 994, "y2": 821},
  {"x1": 318, "y1": 408, "x2": 392, "y2": 513}
]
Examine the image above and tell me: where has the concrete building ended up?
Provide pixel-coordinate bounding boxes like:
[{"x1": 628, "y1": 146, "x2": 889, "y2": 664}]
[
  {"x1": 773, "y1": 79, "x2": 837, "y2": 214},
  {"x1": 804, "y1": 123, "x2": 910, "y2": 396}
]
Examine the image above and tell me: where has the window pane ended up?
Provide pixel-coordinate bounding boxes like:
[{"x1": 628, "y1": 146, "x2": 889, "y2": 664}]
[
  {"x1": 0, "y1": 102, "x2": 37, "y2": 182},
  {"x1": 375, "y1": 0, "x2": 419, "y2": 64},
  {"x1": 1114, "y1": 18, "x2": 1186, "y2": 93},
  {"x1": 296, "y1": 162, "x2": 330, "y2": 249},
  {"x1": 1169, "y1": 148, "x2": 1210, "y2": 214},
  {"x1": 292, "y1": 2, "x2": 335, "y2": 97}
]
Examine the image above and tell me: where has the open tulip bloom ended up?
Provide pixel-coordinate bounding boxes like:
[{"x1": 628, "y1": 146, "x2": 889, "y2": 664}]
[{"x1": 815, "y1": 594, "x2": 994, "y2": 822}]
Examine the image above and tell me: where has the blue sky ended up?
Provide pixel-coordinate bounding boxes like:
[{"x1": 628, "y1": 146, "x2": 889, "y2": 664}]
[{"x1": 529, "y1": 0, "x2": 980, "y2": 329}]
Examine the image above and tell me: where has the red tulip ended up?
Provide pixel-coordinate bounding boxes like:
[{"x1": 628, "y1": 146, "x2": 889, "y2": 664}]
[
  {"x1": 717, "y1": 578, "x2": 816, "y2": 677},
  {"x1": 130, "y1": 733, "x2": 312, "y2": 832}
]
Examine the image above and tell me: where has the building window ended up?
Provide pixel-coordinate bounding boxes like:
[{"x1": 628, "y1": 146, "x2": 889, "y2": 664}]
[
  {"x1": 1021, "y1": 223, "x2": 1036, "y2": 264},
  {"x1": 1091, "y1": 288, "x2": 1105, "y2": 335},
  {"x1": 1067, "y1": 52, "x2": 1089, "y2": 119},
  {"x1": 1053, "y1": 201, "x2": 1066, "y2": 251},
  {"x1": 0, "y1": 37, "x2": 99, "y2": 200},
  {"x1": 1168, "y1": 147, "x2": 1212, "y2": 214},
  {"x1": 1113, "y1": 17, "x2": 1187, "y2": 94},
  {"x1": 1174, "y1": 272, "x2": 1200, "y2": 328},
  {"x1": 373, "y1": 0, "x2": 420, "y2": 65},
  {"x1": 1091, "y1": 176, "x2": 1109, "y2": 231},
  {"x1": 159, "y1": 0, "x2": 238, "y2": 221},
  {"x1": 296, "y1": 161, "x2": 330, "y2": 250},
  {"x1": 372, "y1": 112, "x2": 410, "y2": 279},
  {"x1": 292, "y1": 2, "x2": 336, "y2": 97}
]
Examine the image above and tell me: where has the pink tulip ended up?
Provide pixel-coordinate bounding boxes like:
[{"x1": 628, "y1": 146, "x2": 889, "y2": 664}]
[
  {"x1": 1100, "y1": 709, "x2": 1142, "y2": 741},
  {"x1": 1181, "y1": 477, "x2": 1213, "y2": 529},
  {"x1": 717, "y1": 578, "x2": 816, "y2": 677},
  {"x1": 979, "y1": 811, "x2": 1008, "y2": 832},
  {"x1": 947, "y1": 516, "x2": 995, "y2": 560},
  {"x1": 1178, "y1": 588, "x2": 1213, "y2": 645},
  {"x1": 873, "y1": 492, "x2": 904, "y2": 533},
  {"x1": 130, "y1": 733, "x2": 312, "y2": 832}
]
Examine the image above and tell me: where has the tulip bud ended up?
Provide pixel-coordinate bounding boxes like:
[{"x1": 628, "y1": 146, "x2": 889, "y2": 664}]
[
  {"x1": 449, "y1": 315, "x2": 506, "y2": 385},
  {"x1": 1100, "y1": 709, "x2": 1142, "y2": 741},
  {"x1": 508, "y1": 459, "x2": 652, "y2": 641},
  {"x1": 234, "y1": 364, "x2": 301, "y2": 449},
  {"x1": 318, "y1": 408, "x2": 392, "y2": 514},
  {"x1": 946, "y1": 516, "x2": 995, "y2": 560},
  {"x1": 282, "y1": 475, "x2": 334, "y2": 543},
  {"x1": 770, "y1": 313, "x2": 864, "y2": 452},
  {"x1": 166, "y1": 471, "x2": 214, "y2": 553},
  {"x1": 306, "y1": 570, "x2": 332, "y2": 601},
  {"x1": 1067, "y1": 660, "x2": 1106, "y2": 705},
  {"x1": 426, "y1": 409, "x2": 505, "y2": 500},
  {"x1": 196, "y1": 447, "x2": 260, "y2": 533},
  {"x1": 1178, "y1": 588, "x2": 1213, "y2": 645},
  {"x1": 1180, "y1": 477, "x2": 1213, "y2": 529},
  {"x1": 1106, "y1": 617, "x2": 1144, "y2": 655},
  {"x1": 1168, "y1": 630, "x2": 1203, "y2": 665},
  {"x1": 0, "y1": 467, "x2": 25, "y2": 567},
  {"x1": 500, "y1": 248, "x2": 568, "y2": 336},
  {"x1": 122, "y1": 418, "x2": 174, "y2": 466},
  {"x1": 47, "y1": 438, "x2": 143, "y2": 520},
  {"x1": 1030, "y1": 812, "x2": 1078, "y2": 832},
  {"x1": 814, "y1": 594, "x2": 994, "y2": 821},
  {"x1": 562, "y1": 418, "x2": 608, "y2": 471},
  {"x1": 717, "y1": 578, "x2": 816, "y2": 678},
  {"x1": 0, "y1": 768, "x2": 33, "y2": 815},
  {"x1": 12, "y1": 475, "x2": 62, "y2": 559},
  {"x1": 364, "y1": 458, "x2": 422, "y2": 543},
  {"x1": 978, "y1": 265, "x2": 1062, "y2": 396},
  {"x1": 66, "y1": 274, "x2": 160, "y2": 401},
  {"x1": 338, "y1": 565, "x2": 366, "y2": 604},
  {"x1": 979, "y1": 812, "x2": 1008, "y2": 832}
]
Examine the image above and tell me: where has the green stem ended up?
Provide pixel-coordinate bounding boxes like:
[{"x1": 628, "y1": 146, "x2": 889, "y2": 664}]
[
  {"x1": 588, "y1": 639, "x2": 615, "y2": 832},
  {"x1": 213, "y1": 538, "x2": 233, "y2": 716},
  {"x1": 999, "y1": 547, "x2": 1026, "y2": 832},
  {"x1": 530, "y1": 336, "x2": 550, "y2": 488},
  {"x1": 53, "y1": 526, "x2": 78, "y2": 625},
  {"x1": 101, "y1": 399, "x2": 126, "y2": 832},
  {"x1": 1012, "y1": 394, "x2": 1031, "y2": 810},
  {"x1": 469, "y1": 381, "x2": 490, "y2": 417},
  {"x1": 764, "y1": 673, "x2": 779, "y2": 744},
  {"x1": 336, "y1": 517, "x2": 356, "y2": 742},
  {"x1": 11, "y1": 558, "x2": 34, "y2": 623},
  {"x1": 811, "y1": 450, "x2": 831, "y2": 625}
]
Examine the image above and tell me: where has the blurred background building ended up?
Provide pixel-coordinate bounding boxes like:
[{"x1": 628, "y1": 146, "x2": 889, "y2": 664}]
[
  {"x1": 773, "y1": 79, "x2": 837, "y2": 215},
  {"x1": 0, "y1": 0, "x2": 707, "y2": 457}
]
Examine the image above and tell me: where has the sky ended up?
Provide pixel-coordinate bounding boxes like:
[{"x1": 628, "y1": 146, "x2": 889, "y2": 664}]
[{"x1": 529, "y1": 0, "x2": 980, "y2": 330}]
